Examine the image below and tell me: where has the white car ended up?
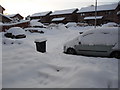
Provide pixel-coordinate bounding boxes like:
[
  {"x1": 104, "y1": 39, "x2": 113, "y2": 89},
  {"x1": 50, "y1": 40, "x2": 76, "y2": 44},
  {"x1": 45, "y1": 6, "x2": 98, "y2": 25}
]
[
  {"x1": 4, "y1": 27, "x2": 26, "y2": 39},
  {"x1": 63, "y1": 27, "x2": 120, "y2": 59}
]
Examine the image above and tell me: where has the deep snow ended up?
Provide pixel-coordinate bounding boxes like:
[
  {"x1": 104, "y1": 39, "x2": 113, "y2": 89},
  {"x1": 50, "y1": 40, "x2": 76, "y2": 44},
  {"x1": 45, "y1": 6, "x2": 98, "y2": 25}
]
[{"x1": 2, "y1": 26, "x2": 118, "y2": 88}]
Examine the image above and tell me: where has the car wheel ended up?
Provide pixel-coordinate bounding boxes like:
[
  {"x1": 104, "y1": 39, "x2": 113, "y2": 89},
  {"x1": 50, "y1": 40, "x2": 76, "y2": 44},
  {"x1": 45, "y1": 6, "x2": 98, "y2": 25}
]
[
  {"x1": 67, "y1": 48, "x2": 76, "y2": 55},
  {"x1": 111, "y1": 51, "x2": 120, "y2": 59}
]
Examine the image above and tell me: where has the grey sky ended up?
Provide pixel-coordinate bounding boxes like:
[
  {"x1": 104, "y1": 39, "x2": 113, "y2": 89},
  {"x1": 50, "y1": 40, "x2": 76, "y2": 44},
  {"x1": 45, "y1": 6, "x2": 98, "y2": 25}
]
[{"x1": 1, "y1": 0, "x2": 119, "y2": 17}]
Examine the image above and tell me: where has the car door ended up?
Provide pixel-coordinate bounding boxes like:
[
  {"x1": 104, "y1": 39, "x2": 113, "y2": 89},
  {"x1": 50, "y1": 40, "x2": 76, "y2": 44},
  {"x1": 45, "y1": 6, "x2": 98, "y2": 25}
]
[{"x1": 75, "y1": 44, "x2": 113, "y2": 56}]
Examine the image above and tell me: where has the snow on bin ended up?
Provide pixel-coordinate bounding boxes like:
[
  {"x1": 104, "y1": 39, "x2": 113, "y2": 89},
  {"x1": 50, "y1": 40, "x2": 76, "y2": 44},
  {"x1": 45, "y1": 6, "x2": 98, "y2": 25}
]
[{"x1": 34, "y1": 38, "x2": 47, "y2": 53}]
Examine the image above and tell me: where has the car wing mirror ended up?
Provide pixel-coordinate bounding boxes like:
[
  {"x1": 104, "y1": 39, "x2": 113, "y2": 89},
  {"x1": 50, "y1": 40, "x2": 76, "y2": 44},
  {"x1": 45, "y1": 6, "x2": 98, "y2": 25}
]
[
  {"x1": 79, "y1": 42, "x2": 81, "y2": 44},
  {"x1": 79, "y1": 32, "x2": 83, "y2": 34}
]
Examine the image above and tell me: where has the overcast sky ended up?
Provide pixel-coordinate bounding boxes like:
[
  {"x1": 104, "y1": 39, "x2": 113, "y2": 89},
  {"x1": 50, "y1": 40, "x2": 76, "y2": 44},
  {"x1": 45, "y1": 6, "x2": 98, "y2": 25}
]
[{"x1": 1, "y1": 0, "x2": 119, "y2": 17}]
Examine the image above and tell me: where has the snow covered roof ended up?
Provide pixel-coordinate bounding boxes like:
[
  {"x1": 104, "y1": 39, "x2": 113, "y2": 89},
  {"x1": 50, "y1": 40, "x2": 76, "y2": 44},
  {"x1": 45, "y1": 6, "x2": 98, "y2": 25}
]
[
  {"x1": 30, "y1": 19, "x2": 40, "y2": 22},
  {"x1": 78, "y1": 3, "x2": 118, "y2": 13},
  {"x1": 6, "y1": 14, "x2": 18, "y2": 18},
  {"x1": 0, "y1": 13, "x2": 12, "y2": 21},
  {"x1": 84, "y1": 16, "x2": 103, "y2": 20},
  {"x1": 50, "y1": 8, "x2": 78, "y2": 15},
  {"x1": 6, "y1": 13, "x2": 23, "y2": 19},
  {"x1": 52, "y1": 17, "x2": 65, "y2": 21},
  {"x1": 31, "y1": 11, "x2": 52, "y2": 17}
]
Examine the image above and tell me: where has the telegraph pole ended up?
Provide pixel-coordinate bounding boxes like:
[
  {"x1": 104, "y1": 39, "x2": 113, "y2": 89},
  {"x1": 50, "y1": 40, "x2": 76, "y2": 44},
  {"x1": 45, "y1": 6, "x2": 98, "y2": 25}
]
[{"x1": 95, "y1": 0, "x2": 97, "y2": 28}]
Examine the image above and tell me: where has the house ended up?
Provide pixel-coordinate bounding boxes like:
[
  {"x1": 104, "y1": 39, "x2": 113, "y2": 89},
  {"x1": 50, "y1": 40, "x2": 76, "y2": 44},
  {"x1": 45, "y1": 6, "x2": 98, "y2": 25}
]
[
  {"x1": 77, "y1": 2, "x2": 120, "y2": 25},
  {"x1": 0, "y1": 6, "x2": 30, "y2": 32},
  {"x1": 30, "y1": 11, "x2": 52, "y2": 23},
  {"x1": 0, "y1": 5, "x2": 5, "y2": 14},
  {"x1": 6, "y1": 13, "x2": 24, "y2": 22},
  {"x1": 50, "y1": 8, "x2": 78, "y2": 24},
  {"x1": 0, "y1": 5, "x2": 12, "y2": 23}
]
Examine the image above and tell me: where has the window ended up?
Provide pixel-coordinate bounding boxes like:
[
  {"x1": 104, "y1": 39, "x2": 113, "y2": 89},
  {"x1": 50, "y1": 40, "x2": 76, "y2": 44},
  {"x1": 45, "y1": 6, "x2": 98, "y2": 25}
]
[
  {"x1": 80, "y1": 13, "x2": 85, "y2": 16},
  {"x1": 105, "y1": 11, "x2": 111, "y2": 15}
]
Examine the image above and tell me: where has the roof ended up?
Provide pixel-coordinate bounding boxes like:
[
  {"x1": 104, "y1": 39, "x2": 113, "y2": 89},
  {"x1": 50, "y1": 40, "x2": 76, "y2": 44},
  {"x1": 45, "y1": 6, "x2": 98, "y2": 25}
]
[
  {"x1": 0, "y1": 5, "x2": 5, "y2": 10},
  {"x1": 84, "y1": 16, "x2": 103, "y2": 20},
  {"x1": 30, "y1": 19, "x2": 40, "y2": 22},
  {"x1": 78, "y1": 3, "x2": 118, "y2": 13},
  {"x1": 31, "y1": 11, "x2": 52, "y2": 17},
  {"x1": 6, "y1": 14, "x2": 18, "y2": 18},
  {"x1": 6, "y1": 13, "x2": 23, "y2": 18},
  {"x1": 50, "y1": 8, "x2": 78, "y2": 15},
  {"x1": 0, "y1": 13, "x2": 12, "y2": 21},
  {"x1": 52, "y1": 17, "x2": 65, "y2": 21}
]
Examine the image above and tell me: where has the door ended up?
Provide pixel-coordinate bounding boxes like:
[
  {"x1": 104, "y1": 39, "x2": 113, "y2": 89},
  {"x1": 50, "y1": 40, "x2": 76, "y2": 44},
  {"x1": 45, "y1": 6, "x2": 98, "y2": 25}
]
[{"x1": 75, "y1": 44, "x2": 113, "y2": 56}]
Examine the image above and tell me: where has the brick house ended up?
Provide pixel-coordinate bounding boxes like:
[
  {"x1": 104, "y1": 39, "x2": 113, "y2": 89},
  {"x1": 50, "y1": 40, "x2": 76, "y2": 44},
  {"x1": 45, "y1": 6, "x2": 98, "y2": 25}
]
[
  {"x1": 0, "y1": 5, "x2": 12, "y2": 23},
  {"x1": 6, "y1": 13, "x2": 24, "y2": 22},
  {"x1": 50, "y1": 8, "x2": 78, "y2": 24},
  {"x1": 30, "y1": 11, "x2": 52, "y2": 23},
  {"x1": 77, "y1": 2, "x2": 120, "y2": 25},
  {"x1": 0, "y1": 5, "x2": 30, "y2": 32}
]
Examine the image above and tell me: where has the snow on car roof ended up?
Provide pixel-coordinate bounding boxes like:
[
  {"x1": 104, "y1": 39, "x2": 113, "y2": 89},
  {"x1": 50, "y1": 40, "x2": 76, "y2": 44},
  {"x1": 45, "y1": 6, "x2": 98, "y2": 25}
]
[
  {"x1": 77, "y1": 3, "x2": 118, "y2": 13},
  {"x1": 30, "y1": 20, "x2": 44, "y2": 26},
  {"x1": 50, "y1": 8, "x2": 78, "y2": 15},
  {"x1": 82, "y1": 27, "x2": 119, "y2": 35},
  {"x1": 81, "y1": 27, "x2": 119, "y2": 46},
  {"x1": 7, "y1": 27, "x2": 25, "y2": 35},
  {"x1": 102, "y1": 22, "x2": 118, "y2": 27}
]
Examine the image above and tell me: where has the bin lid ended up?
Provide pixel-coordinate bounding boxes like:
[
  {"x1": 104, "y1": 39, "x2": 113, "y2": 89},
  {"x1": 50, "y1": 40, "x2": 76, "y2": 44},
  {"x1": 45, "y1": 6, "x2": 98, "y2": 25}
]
[{"x1": 35, "y1": 38, "x2": 47, "y2": 42}]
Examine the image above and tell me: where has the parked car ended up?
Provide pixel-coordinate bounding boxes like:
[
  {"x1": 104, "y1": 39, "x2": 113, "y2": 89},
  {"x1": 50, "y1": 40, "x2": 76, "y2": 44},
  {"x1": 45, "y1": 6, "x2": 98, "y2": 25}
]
[
  {"x1": 30, "y1": 20, "x2": 46, "y2": 28},
  {"x1": 102, "y1": 22, "x2": 118, "y2": 27},
  {"x1": 63, "y1": 27, "x2": 120, "y2": 59},
  {"x1": 4, "y1": 27, "x2": 26, "y2": 39},
  {"x1": 65, "y1": 22, "x2": 77, "y2": 28},
  {"x1": 24, "y1": 28, "x2": 44, "y2": 34}
]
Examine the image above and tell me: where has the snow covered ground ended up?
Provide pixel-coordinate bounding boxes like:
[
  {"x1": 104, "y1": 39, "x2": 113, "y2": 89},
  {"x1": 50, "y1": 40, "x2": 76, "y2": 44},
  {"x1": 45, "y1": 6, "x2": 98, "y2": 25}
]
[{"x1": 2, "y1": 26, "x2": 118, "y2": 88}]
